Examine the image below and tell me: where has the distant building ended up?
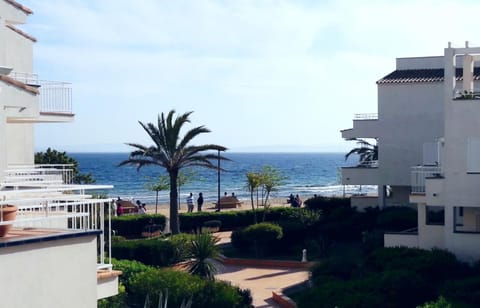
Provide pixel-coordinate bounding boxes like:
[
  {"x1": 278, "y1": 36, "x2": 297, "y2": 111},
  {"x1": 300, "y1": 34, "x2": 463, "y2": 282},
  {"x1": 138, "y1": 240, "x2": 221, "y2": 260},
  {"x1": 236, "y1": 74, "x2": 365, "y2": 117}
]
[
  {"x1": 342, "y1": 41, "x2": 480, "y2": 262},
  {"x1": 0, "y1": 1, "x2": 120, "y2": 306}
]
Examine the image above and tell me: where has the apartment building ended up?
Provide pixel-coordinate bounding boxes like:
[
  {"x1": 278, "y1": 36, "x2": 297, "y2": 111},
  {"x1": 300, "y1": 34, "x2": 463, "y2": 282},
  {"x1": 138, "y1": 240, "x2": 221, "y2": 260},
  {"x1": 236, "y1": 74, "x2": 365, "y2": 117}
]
[
  {"x1": 0, "y1": 1, "x2": 120, "y2": 306},
  {"x1": 343, "y1": 42, "x2": 480, "y2": 262}
]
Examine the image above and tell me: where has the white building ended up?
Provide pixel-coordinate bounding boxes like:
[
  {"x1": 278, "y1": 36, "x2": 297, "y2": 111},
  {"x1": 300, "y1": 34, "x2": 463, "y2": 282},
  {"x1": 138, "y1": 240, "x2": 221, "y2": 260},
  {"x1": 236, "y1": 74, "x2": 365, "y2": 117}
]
[
  {"x1": 343, "y1": 42, "x2": 480, "y2": 262},
  {"x1": 0, "y1": 1, "x2": 120, "y2": 306}
]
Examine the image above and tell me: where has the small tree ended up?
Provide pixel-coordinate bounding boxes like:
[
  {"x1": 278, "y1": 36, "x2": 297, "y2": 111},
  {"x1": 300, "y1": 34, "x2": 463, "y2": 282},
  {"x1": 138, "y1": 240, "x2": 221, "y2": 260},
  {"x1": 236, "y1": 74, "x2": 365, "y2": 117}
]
[
  {"x1": 145, "y1": 176, "x2": 169, "y2": 214},
  {"x1": 35, "y1": 147, "x2": 95, "y2": 184},
  {"x1": 245, "y1": 166, "x2": 285, "y2": 223}
]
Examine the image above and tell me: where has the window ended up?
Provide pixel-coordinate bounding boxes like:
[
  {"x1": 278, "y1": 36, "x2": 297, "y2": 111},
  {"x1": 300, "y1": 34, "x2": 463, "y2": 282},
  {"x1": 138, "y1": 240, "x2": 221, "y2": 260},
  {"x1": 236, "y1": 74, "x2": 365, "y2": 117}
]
[
  {"x1": 426, "y1": 206, "x2": 445, "y2": 225},
  {"x1": 467, "y1": 138, "x2": 480, "y2": 173}
]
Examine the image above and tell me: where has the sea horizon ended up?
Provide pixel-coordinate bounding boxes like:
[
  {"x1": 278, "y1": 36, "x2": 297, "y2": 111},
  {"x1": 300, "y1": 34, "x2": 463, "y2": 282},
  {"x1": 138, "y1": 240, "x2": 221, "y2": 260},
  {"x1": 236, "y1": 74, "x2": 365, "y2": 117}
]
[{"x1": 71, "y1": 152, "x2": 375, "y2": 206}]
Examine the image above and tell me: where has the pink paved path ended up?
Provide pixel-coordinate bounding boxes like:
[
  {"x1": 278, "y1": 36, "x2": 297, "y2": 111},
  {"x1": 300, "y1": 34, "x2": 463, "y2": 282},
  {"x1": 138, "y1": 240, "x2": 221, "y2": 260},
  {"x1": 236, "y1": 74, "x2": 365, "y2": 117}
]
[{"x1": 214, "y1": 232, "x2": 310, "y2": 307}]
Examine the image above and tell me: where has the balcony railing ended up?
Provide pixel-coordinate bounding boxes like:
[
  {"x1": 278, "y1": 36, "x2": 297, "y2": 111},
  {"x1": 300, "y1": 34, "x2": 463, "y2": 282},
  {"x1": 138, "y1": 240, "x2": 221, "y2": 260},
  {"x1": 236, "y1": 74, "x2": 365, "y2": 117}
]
[
  {"x1": 356, "y1": 160, "x2": 378, "y2": 168},
  {"x1": 354, "y1": 113, "x2": 378, "y2": 120},
  {"x1": 3, "y1": 164, "x2": 74, "y2": 187},
  {"x1": 0, "y1": 196, "x2": 113, "y2": 270},
  {"x1": 411, "y1": 165, "x2": 443, "y2": 193},
  {"x1": 10, "y1": 72, "x2": 73, "y2": 115}
]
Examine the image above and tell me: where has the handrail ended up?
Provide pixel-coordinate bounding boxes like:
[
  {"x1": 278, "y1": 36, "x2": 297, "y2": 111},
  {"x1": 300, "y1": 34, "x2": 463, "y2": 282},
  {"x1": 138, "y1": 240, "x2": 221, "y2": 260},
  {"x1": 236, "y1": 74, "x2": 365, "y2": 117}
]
[{"x1": 354, "y1": 113, "x2": 378, "y2": 120}]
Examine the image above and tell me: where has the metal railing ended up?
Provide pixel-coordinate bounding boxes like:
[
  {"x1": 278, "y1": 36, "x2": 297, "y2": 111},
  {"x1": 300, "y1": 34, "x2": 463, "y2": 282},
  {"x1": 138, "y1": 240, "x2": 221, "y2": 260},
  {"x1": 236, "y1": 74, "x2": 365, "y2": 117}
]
[
  {"x1": 10, "y1": 72, "x2": 73, "y2": 114},
  {"x1": 0, "y1": 196, "x2": 113, "y2": 270},
  {"x1": 354, "y1": 113, "x2": 378, "y2": 120},
  {"x1": 411, "y1": 165, "x2": 443, "y2": 193},
  {"x1": 357, "y1": 160, "x2": 379, "y2": 168},
  {"x1": 4, "y1": 164, "x2": 74, "y2": 186}
]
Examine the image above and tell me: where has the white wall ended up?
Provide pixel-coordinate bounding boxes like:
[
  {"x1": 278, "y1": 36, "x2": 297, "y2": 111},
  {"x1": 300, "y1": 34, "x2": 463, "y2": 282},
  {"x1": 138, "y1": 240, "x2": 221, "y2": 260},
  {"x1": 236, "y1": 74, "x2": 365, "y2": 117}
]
[
  {"x1": 378, "y1": 82, "x2": 444, "y2": 186},
  {"x1": 417, "y1": 203, "x2": 445, "y2": 249},
  {"x1": 0, "y1": 235, "x2": 98, "y2": 308}
]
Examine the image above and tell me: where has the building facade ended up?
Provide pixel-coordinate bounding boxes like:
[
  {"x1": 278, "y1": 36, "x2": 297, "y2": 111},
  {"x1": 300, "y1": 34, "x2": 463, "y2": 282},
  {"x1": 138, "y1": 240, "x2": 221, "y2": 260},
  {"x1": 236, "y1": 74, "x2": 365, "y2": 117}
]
[
  {"x1": 343, "y1": 42, "x2": 480, "y2": 262},
  {"x1": 0, "y1": 1, "x2": 120, "y2": 306}
]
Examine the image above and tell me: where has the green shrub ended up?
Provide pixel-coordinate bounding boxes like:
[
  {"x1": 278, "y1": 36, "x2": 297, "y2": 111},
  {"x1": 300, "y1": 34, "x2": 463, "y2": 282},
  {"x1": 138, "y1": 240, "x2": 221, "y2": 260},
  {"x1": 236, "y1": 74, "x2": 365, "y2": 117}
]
[
  {"x1": 303, "y1": 196, "x2": 350, "y2": 213},
  {"x1": 110, "y1": 214, "x2": 166, "y2": 237},
  {"x1": 112, "y1": 238, "x2": 177, "y2": 267},
  {"x1": 441, "y1": 277, "x2": 480, "y2": 307},
  {"x1": 179, "y1": 207, "x2": 298, "y2": 232},
  {"x1": 111, "y1": 258, "x2": 151, "y2": 289},
  {"x1": 365, "y1": 247, "x2": 470, "y2": 283},
  {"x1": 168, "y1": 233, "x2": 196, "y2": 262},
  {"x1": 375, "y1": 206, "x2": 417, "y2": 231},
  {"x1": 128, "y1": 268, "x2": 252, "y2": 308},
  {"x1": 240, "y1": 222, "x2": 283, "y2": 257}
]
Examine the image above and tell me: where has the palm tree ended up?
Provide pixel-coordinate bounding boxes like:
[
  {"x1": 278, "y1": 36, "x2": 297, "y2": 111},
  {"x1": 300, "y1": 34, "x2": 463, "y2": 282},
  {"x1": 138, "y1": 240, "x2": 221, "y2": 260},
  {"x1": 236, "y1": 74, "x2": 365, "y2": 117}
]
[
  {"x1": 345, "y1": 138, "x2": 378, "y2": 166},
  {"x1": 119, "y1": 110, "x2": 228, "y2": 234},
  {"x1": 186, "y1": 232, "x2": 220, "y2": 280}
]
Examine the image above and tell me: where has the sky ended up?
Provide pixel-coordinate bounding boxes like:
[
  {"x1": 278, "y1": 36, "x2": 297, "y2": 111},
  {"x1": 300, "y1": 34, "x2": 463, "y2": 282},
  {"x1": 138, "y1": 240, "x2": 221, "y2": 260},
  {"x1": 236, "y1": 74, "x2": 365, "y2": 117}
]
[{"x1": 19, "y1": 0, "x2": 480, "y2": 153}]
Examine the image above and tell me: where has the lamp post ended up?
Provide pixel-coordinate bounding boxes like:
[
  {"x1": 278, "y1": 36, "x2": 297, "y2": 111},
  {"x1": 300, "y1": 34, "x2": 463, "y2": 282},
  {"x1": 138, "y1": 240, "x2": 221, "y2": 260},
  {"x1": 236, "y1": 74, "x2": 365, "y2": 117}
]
[{"x1": 216, "y1": 149, "x2": 221, "y2": 212}]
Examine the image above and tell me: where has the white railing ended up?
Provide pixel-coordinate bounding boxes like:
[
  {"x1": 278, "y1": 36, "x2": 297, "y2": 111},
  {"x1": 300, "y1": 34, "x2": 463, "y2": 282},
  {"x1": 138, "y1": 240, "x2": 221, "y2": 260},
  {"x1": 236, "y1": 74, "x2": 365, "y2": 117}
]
[
  {"x1": 39, "y1": 81, "x2": 73, "y2": 114},
  {"x1": 354, "y1": 113, "x2": 378, "y2": 120},
  {"x1": 0, "y1": 197, "x2": 114, "y2": 270},
  {"x1": 4, "y1": 164, "x2": 74, "y2": 187},
  {"x1": 411, "y1": 165, "x2": 442, "y2": 193},
  {"x1": 357, "y1": 160, "x2": 378, "y2": 168},
  {"x1": 10, "y1": 72, "x2": 73, "y2": 115}
]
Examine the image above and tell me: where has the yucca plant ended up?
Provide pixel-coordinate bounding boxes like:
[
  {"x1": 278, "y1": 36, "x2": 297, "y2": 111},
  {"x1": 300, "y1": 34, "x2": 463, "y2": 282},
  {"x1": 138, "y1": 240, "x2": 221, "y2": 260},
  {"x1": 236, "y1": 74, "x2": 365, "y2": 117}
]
[{"x1": 186, "y1": 232, "x2": 221, "y2": 280}]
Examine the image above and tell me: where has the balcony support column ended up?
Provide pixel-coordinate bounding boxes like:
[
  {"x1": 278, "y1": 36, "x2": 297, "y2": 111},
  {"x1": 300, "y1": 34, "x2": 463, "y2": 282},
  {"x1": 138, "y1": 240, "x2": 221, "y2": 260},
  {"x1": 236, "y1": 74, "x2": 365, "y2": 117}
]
[{"x1": 379, "y1": 185, "x2": 387, "y2": 209}]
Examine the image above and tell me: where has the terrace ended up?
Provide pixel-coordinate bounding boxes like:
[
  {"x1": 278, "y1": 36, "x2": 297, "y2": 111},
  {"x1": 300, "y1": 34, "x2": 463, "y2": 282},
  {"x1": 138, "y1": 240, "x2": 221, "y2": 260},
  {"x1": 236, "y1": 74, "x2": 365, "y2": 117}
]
[
  {"x1": 0, "y1": 165, "x2": 114, "y2": 271},
  {"x1": 10, "y1": 71, "x2": 73, "y2": 115}
]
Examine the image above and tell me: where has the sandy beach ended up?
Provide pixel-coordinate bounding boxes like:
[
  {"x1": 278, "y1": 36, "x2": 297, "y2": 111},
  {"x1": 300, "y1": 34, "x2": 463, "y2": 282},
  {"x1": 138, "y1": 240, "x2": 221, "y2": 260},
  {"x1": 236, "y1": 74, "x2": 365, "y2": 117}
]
[{"x1": 144, "y1": 197, "x2": 291, "y2": 219}]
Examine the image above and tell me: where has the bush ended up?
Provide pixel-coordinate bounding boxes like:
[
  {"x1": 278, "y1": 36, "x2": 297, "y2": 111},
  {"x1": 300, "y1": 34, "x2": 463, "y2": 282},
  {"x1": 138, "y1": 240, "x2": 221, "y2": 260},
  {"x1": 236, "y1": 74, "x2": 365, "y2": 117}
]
[
  {"x1": 441, "y1": 277, "x2": 480, "y2": 307},
  {"x1": 128, "y1": 268, "x2": 252, "y2": 308},
  {"x1": 233, "y1": 222, "x2": 283, "y2": 257},
  {"x1": 202, "y1": 220, "x2": 222, "y2": 232},
  {"x1": 375, "y1": 206, "x2": 417, "y2": 231},
  {"x1": 179, "y1": 207, "x2": 298, "y2": 232},
  {"x1": 303, "y1": 196, "x2": 350, "y2": 213},
  {"x1": 111, "y1": 214, "x2": 166, "y2": 238},
  {"x1": 112, "y1": 238, "x2": 177, "y2": 267}
]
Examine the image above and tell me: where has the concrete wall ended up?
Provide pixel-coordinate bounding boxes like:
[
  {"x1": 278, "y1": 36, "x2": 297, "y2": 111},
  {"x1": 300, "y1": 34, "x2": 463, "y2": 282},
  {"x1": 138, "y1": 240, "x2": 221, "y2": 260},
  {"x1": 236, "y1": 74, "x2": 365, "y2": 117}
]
[
  {"x1": 417, "y1": 203, "x2": 445, "y2": 249},
  {"x1": 384, "y1": 233, "x2": 419, "y2": 248},
  {"x1": 0, "y1": 235, "x2": 98, "y2": 308},
  {"x1": 0, "y1": 1, "x2": 28, "y2": 25}
]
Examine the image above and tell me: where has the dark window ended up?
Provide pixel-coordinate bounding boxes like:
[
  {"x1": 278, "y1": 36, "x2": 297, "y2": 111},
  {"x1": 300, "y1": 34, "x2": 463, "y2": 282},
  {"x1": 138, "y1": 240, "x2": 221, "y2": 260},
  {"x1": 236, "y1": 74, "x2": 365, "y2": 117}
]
[{"x1": 426, "y1": 206, "x2": 445, "y2": 225}]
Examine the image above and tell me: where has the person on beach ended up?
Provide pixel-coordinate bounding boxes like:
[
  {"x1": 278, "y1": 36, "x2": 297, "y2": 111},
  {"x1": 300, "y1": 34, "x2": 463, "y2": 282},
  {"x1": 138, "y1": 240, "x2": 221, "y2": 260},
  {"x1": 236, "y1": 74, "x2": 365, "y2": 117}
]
[
  {"x1": 138, "y1": 204, "x2": 146, "y2": 214},
  {"x1": 116, "y1": 203, "x2": 124, "y2": 216},
  {"x1": 295, "y1": 194, "x2": 303, "y2": 207},
  {"x1": 187, "y1": 193, "x2": 194, "y2": 213},
  {"x1": 197, "y1": 192, "x2": 204, "y2": 212}
]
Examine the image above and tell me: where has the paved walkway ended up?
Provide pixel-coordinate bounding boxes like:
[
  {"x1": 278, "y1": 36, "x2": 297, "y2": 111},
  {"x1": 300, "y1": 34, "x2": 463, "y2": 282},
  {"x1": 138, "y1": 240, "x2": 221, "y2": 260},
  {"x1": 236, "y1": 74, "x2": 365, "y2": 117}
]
[{"x1": 214, "y1": 232, "x2": 310, "y2": 307}]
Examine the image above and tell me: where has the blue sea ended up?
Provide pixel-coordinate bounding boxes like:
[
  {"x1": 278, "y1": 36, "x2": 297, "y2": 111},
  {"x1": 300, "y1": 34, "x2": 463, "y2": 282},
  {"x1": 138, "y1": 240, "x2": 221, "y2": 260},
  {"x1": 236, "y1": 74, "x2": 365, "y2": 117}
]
[{"x1": 71, "y1": 152, "x2": 375, "y2": 205}]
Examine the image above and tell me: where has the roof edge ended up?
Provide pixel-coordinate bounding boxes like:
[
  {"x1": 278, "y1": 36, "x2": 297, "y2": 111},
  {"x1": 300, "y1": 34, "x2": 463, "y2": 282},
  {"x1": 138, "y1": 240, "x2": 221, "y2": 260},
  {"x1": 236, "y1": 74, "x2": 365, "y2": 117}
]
[
  {"x1": 0, "y1": 75, "x2": 39, "y2": 95},
  {"x1": 3, "y1": 0, "x2": 33, "y2": 15},
  {"x1": 6, "y1": 24, "x2": 37, "y2": 42}
]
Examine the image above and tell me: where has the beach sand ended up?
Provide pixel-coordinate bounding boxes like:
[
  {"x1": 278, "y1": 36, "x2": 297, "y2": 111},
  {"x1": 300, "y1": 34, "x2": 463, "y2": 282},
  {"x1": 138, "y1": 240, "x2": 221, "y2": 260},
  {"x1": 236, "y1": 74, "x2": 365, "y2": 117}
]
[{"x1": 144, "y1": 197, "x2": 291, "y2": 219}]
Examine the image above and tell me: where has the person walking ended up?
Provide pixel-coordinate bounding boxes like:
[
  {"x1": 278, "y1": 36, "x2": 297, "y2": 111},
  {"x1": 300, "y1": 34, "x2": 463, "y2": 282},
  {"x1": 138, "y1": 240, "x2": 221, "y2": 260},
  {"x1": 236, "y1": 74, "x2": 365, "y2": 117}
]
[
  {"x1": 197, "y1": 192, "x2": 204, "y2": 212},
  {"x1": 187, "y1": 192, "x2": 194, "y2": 213}
]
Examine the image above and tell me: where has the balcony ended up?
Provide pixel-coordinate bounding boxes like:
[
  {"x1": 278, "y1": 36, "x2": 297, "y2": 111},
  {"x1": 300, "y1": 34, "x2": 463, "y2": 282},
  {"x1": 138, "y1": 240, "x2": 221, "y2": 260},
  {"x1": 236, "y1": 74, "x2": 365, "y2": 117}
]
[
  {"x1": 0, "y1": 165, "x2": 118, "y2": 300},
  {"x1": 341, "y1": 160, "x2": 379, "y2": 185},
  {"x1": 341, "y1": 113, "x2": 379, "y2": 139},
  {"x1": 10, "y1": 72, "x2": 74, "y2": 121},
  {"x1": 410, "y1": 166, "x2": 443, "y2": 194}
]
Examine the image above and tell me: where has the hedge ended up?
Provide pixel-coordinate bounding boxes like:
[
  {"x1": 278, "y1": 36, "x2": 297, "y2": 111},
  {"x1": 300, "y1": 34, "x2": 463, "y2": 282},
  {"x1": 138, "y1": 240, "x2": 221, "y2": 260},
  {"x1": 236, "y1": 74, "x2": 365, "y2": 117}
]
[
  {"x1": 107, "y1": 259, "x2": 252, "y2": 308},
  {"x1": 179, "y1": 206, "x2": 299, "y2": 232},
  {"x1": 110, "y1": 214, "x2": 166, "y2": 238},
  {"x1": 129, "y1": 268, "x2": 252, "y2": 308},
  {"x1": 111, "y1": 238, "x2": 178, "y2": 267}
]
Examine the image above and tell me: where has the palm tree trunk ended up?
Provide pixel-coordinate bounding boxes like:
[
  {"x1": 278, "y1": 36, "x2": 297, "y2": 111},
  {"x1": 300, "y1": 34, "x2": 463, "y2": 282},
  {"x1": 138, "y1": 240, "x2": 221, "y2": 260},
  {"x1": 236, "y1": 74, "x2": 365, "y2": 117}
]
[
  {"x1": 169, "y1": 170, "x2": 180, "y2": 234},
  {"x1": 155, "y1": 190, "x2": 159, "y2": 214}
]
